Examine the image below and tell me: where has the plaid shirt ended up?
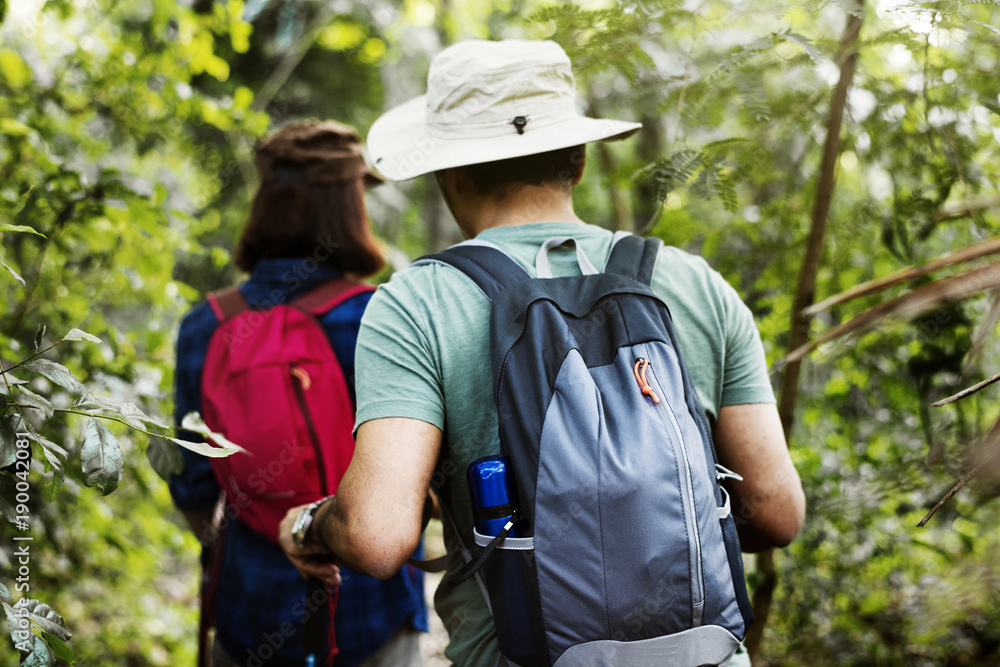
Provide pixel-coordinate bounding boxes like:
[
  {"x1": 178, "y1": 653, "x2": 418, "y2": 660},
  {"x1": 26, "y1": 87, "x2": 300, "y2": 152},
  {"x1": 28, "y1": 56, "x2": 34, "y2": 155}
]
[{"x1": 169, "y1": 258, "x2": 427, "y2": 667}]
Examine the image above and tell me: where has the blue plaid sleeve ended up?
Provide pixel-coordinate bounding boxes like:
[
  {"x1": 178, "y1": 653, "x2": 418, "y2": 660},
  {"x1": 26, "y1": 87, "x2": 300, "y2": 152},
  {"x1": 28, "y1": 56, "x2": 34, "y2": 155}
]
[{"x1": 169, "y1": 302, "x2": 222, "y2": 512}]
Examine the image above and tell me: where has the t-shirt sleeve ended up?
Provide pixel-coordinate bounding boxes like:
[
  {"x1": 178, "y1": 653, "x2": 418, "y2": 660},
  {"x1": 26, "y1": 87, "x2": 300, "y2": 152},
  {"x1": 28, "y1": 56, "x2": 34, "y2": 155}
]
[
  {"x1": 354, "y1": 274, "x2": 445, "y2": 434},
  {"x1": 717, "y1": 278, "x2": 776, "y2": 407}
]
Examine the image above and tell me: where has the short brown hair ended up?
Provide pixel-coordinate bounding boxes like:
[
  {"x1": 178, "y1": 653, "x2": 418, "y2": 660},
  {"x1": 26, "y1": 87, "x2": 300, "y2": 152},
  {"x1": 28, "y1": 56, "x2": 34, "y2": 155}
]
[
  {"x1": 463, "y1": 144, "x2": 586, "y2": 197},
  {"x1": 234, "y1": 176, "x2": 384, "y2": 277}
]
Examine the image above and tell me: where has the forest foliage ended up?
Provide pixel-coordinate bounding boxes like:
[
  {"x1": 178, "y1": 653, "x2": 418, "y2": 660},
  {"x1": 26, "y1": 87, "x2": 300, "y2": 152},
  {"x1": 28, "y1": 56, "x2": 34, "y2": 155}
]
[{"x1": 2, "y1": 0, "x2": 1000, "y2": 664}]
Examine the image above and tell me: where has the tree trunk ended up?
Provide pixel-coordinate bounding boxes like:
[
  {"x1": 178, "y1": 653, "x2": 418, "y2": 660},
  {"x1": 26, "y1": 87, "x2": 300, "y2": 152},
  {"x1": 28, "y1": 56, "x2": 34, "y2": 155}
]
[
  {"x1": 745, "y1": 1, "x2": 865, "y2": 658},
  {"x1": 634, "y1": 113, "x2": 665, "y2": 232},
  {"x1": 587, "y1": 92, "x2": 633, "y2": 231}
]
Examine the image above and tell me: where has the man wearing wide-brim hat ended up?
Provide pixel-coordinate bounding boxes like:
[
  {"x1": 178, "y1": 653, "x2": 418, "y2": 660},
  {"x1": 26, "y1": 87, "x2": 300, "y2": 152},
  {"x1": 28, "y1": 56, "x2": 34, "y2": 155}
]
[{"x1": 279, "y1": 39, "x2": 804, "y2": 666}]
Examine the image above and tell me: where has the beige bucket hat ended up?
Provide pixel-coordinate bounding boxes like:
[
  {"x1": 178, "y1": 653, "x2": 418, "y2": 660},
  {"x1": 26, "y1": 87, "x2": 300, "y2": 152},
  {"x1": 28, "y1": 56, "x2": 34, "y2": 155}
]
[{"x1": 365, "y1": 39, "x2": 641, "y2": 181}]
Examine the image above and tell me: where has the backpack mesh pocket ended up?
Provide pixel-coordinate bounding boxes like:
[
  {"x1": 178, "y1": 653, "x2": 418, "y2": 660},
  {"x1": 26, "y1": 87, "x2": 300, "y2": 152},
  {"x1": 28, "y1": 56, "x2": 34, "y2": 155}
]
[{"x1": 483, "y1": 542, "x2": 548, "y2": 666}]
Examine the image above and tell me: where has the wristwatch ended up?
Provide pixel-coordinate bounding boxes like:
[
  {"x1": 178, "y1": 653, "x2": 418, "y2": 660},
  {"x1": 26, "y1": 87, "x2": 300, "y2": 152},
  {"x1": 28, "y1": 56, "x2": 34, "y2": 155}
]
[{"x1": 291, "y1": 496, "x2": 332, "y2": 550}]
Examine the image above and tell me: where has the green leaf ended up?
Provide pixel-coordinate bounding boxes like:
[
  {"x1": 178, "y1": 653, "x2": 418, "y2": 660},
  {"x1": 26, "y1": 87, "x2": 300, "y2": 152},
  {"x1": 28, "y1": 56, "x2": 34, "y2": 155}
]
[
  {"x1": 33, "y1": 325, "x2": 45, "y2": 353},
  {"x1": 81, "y1": 418, "x2": 123, "y2": 495},
  {"x1": 11, "y1": 599, "x2": 71, "y2": 641},
  {"x1": 74, "y1": 395, "x2": 168, "y2": 429},
  {"x1": 27, "y1": 423, "x2": 65, "y2": 457},
  {"x1": 61, "y1": 328, "x2": 101, "y2": 344},
  {"x1": 39, "y1": 631, "x2": 75, "y2": 664},
  {"x1": 0, "y1": 223, "x2": 45, "y2": 238},
  {"x1": 21, "y1": 635, "x2": 56, "y2": 666},
  {"x1": 0, "y1": 476, "x2": 15, "y2": 523},
  {"x1": 0, "y1": 413, "x2": 23, "y2": 468},
  {"x1": 41, "y1": 460, "x2": 64, "y2": 501},
  {"x1": 0, "y1": 118, "x2": 33, "y2": 136},
  {"x1": 4, "y1": 600, "x2": 28, "y2": 649},
  {"x1": 0, "y1": 583, "x2": 8, "y2": 600},
  {"x1": 781, "y1": 31, "x2": 821, "y2": 62},
  {"x1": 0, "y1": 393, "x2": 7, "y2": 419},
  {"x1": 19, "y1": 360, "x2": 84, "y2": 393},
  {"x1": 0, "y1": 49, "x2": 30, "y2": 88},
  {"x1": 164, "y1": 435, "x2": 242, "y2": 459},
  {"x1": 153, "y1": 183, "x2": 168, "y2": 207},
  {"x1": 1, "y1": 258, "x2": 25, "y2": 286},
  {"x1": 16, "y1": 386, "x2": 54, "y2": 419},
  {"x1": 146, "y1": 437, "x2": 184, "y2": 480},
  {"x1": 180, "y1": 412, "x2": 249, "y2": 455},
  {"x1": 37, "y1": 436, "x2": 64, "y2": 500}
]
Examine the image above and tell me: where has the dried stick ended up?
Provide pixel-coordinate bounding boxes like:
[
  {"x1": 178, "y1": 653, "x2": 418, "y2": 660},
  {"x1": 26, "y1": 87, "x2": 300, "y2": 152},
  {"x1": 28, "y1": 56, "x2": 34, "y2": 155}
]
[
  {"x1": 804, "y1": 236, "x2": 1000, "y2": 317},
  {"x1": 931, "y1": 370, "x2": 1000, "y2": 407}
]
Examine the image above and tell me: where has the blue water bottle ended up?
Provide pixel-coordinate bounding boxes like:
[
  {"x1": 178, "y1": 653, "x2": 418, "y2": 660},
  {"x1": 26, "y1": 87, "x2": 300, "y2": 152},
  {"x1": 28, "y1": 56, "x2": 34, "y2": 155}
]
[
  {"x1": 467, "y1": 455, "x2": 524, "y2": 538},
  {"x1": 465, "y1": 455, "x2": 546, "y2": 663}
]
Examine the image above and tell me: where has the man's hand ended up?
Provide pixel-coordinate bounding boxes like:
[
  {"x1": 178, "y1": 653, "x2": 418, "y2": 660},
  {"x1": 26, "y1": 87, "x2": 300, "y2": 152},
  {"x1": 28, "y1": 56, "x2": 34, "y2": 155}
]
[
  {"x1": 279, "y1": 418, "x2": 441, "y2": 580},
  {"x1": 278, "y1": 504, "x2": 342, "y2": 586}
]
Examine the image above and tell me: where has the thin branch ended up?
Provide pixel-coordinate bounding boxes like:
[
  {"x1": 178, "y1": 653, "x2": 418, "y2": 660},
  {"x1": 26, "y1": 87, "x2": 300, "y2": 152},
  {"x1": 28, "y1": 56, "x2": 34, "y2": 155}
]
[
  {"x1": 804, "y1": 236, "x2": 1000, "y2": 317},
  {"x1": 932, "y1": 370, "x2": 1000, "y2": 407},
  {"x1": 784, "y1": 260, "x2": 1000, "y2": 366},
  {"x1": 918, "y1": 449, "x2": 998, "y2": 527},
  {"x1": 11, "y1": 404, "x2": 167, "y2": 440},
  {"x1": 749, "y1": 2, "x2": 865, "y2": 660},
  {"x1": 963, "y1": 289, "x2": 1000, "y2": 376},
  {"x1": 588, "y1": 93, "x2": 632, "y2": 232},
  {"x1": 672, "y1": 4, "x2": 703, "y2": 144},
  {"x1": 252, "y1": 4, "x2": 342, "y2": 112},
  {"x1": 777, "y1": 3, "x2": 864, "y2": 436},
  {"x1": 0, "y1": 341, "x2": 63, "y2": 374},
  {"x1": 922, "y1": 15, "x2": 936, "y2": 155},
  {"x1": 0, "y1": 357, "x2": 24, "y2": 426},
  {"x1": 934, "y1": 194, "x2": 1000, "y2": 223}
]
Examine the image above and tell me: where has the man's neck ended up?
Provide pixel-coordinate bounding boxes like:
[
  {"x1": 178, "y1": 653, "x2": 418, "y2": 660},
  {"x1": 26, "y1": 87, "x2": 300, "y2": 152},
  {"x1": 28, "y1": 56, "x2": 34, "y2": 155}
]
[{"x1": 458, "y1": 184, "x2": 584, "y2": 238}]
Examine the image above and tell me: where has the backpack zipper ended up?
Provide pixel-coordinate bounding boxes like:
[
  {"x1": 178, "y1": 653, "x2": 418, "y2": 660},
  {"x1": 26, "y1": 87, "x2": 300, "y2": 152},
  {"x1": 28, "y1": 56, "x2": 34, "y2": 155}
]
[
  {"x1": 634, "y1": 357, "x2": 705, "y2": 625},
  {"x1": 291, "y1": 363, "x2": 329, "y2": 496}
]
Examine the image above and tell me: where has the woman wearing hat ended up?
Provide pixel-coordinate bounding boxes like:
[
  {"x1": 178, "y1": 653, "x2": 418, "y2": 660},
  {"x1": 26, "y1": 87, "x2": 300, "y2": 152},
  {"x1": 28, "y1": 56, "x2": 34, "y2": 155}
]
[{"x1": 169, "y1": 121, "x2": 428, "y2": 667}]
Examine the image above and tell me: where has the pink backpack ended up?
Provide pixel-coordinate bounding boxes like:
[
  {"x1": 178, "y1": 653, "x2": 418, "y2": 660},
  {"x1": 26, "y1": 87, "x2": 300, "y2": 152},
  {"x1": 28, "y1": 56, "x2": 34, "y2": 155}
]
[{"x1": 200, "y1": 279, "x2": 375, "y2": 543}]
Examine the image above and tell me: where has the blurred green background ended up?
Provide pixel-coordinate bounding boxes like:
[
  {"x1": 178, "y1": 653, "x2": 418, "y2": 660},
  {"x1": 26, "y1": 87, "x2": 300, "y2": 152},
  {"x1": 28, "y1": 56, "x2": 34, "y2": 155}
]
[{"x1": 2, "y1": 0, "x2": 1000, "y2": 664}]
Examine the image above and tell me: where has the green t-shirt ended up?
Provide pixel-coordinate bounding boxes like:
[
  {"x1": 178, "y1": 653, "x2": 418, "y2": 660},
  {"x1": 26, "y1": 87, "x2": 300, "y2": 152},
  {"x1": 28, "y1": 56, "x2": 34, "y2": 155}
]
[{"x1": 354, "y1": 222, "x2": 774, "y2": 667}]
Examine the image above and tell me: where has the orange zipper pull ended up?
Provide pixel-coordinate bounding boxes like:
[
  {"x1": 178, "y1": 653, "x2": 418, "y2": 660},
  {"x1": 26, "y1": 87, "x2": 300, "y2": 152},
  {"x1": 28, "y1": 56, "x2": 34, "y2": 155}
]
[
  {"x1": 633, "y1": 358, "x2": 660, "y2": 404},
  {"x1": 291, "y1": 364, "x2": 312, "y2": 391}
]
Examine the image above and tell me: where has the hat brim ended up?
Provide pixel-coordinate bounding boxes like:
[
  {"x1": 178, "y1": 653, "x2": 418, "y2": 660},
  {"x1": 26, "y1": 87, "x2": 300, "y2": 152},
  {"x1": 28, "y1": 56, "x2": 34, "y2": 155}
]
[{"x1": 366, "y1": 95, "x2": 642, "y2": 182}]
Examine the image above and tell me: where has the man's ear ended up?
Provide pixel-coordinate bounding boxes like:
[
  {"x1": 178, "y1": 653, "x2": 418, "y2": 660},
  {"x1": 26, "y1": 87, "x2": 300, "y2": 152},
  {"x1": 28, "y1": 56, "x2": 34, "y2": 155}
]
[
  {"x1": 572, "y1": 151, "x2": 586, "y2": 186},
  {"x1": 435, "y1": 167, "x2": 467, "y2": 197}
]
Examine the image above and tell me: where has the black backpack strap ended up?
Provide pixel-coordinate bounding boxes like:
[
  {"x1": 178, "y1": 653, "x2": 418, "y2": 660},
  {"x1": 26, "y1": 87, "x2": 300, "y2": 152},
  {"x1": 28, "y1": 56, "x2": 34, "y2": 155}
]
[
  {"x1": 414, "y1": 242, "x2": 530, "y2": 301},
  {"x1": 604, "y1": 234, "x2": 663, "y2": 286}
]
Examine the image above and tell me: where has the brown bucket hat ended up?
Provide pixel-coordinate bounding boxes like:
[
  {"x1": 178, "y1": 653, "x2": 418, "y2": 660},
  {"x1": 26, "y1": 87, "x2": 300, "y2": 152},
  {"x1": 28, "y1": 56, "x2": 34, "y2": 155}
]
[{"x1": 255, "y1": 120, "x2": 383, "y2": 186}]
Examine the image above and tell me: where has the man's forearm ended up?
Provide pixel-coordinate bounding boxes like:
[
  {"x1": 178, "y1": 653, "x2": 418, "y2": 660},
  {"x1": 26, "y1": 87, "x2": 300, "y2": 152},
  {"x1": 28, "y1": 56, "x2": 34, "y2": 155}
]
[{"x1": 309, "y1": 495, "x2": 397, "y2": 579}]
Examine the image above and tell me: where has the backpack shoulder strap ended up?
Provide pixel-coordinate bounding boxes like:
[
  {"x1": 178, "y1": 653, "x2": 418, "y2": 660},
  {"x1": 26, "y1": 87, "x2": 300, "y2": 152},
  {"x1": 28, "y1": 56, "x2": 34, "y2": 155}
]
[
  {"x1": 206, "y1": 287, "x2": 250, "y2": 322},
  {"x1": 414, "y1": 241, "x2": 530, "y2": 302},
  {"x1": 290, "y1": 279, "x2": 376, "y2": 316},
  {"x1": 604, "y1": 234, "x2": 663, "y2": 286}
]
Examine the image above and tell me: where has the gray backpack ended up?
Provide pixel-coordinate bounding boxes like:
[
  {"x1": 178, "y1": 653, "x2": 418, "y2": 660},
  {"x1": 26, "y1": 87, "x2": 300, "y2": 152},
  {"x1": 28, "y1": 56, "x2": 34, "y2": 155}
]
[{"x1": 417, "y1": 233, "x2": 752, "y2": 666}]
